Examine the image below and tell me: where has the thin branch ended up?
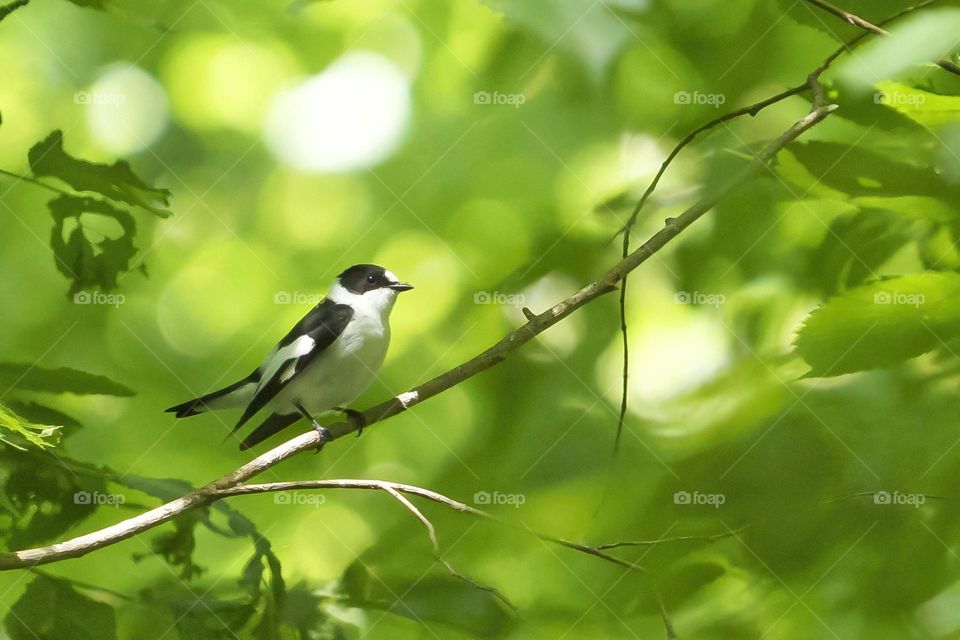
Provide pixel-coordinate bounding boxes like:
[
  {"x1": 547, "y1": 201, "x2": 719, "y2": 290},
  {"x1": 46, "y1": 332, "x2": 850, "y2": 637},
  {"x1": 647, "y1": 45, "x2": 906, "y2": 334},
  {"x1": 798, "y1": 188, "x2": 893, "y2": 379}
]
[
  {"x1": 595, "y1": 526, "x2": 750, "y2": 551},
  {"x1": 614, "y1": 0, "x2": 947, "y2": 452},
  {"x1": 805, "y1": 0, "x2": 886, "y2": 35},
  {"x1": 380, "y1": 484, "x2": 516, "y2": 610},
  {"x1": 0, "y1": 0, "x2": 28, "y2": 23},
  {"x1": 613, "y1": 82, "x2": 807, "y2": 452},
  {"x1": 0, "y1": 168, "x2": 74, "y2": 197}
]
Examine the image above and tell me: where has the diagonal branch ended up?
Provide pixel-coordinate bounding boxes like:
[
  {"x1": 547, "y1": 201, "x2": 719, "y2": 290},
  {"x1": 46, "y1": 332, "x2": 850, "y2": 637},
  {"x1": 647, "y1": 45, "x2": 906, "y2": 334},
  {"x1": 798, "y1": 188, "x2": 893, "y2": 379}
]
[{"x1": 805, "y1": 0, "x2": 886, "y2": 35}]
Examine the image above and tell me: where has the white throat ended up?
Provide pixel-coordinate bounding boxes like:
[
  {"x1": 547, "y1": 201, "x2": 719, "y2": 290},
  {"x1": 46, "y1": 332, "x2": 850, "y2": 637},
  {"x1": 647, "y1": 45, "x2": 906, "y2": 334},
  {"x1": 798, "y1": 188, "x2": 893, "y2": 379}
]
[{"x1": 328, "y1": 282, "x2": 397, "y2": 321}]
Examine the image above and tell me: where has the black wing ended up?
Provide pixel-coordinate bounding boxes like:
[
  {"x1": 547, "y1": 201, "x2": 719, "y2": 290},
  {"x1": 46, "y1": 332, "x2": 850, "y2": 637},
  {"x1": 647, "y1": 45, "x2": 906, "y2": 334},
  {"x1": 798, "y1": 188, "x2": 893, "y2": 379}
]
[{"x1": 232, "y1": 299, "x2": 354, "y2": 433}]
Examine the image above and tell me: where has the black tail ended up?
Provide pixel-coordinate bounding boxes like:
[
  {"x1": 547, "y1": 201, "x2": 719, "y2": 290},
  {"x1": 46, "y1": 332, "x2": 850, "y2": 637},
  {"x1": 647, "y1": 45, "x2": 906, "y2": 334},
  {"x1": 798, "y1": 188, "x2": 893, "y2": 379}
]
[
  {"x1": 165, "y1": 371, "x2": 258, "y2": 418},
  {"x1": 239, "y1": 412, "x2": 301, "y2": 450}
]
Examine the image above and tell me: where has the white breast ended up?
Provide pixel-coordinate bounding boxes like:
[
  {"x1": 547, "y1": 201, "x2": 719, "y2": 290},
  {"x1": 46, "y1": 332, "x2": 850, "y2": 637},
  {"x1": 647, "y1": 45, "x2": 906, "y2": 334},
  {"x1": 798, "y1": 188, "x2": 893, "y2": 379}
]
[{"x1": 272, "y1": 302, "x2": 391, "y2": 416}]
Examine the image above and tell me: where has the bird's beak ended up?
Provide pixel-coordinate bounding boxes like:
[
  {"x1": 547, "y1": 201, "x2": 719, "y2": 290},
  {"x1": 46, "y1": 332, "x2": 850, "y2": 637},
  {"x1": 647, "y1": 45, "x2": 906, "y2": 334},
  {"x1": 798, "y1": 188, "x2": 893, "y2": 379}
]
[{"x1": 388, "y1": 282, "x2": 414, "y2": 292}]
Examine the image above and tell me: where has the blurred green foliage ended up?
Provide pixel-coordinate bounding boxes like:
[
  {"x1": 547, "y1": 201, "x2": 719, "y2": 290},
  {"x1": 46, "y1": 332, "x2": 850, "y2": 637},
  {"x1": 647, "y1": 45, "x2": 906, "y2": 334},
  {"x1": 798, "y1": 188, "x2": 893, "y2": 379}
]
[{"x1": 2, "y1": 0, "x2": 960, "y2": 638}]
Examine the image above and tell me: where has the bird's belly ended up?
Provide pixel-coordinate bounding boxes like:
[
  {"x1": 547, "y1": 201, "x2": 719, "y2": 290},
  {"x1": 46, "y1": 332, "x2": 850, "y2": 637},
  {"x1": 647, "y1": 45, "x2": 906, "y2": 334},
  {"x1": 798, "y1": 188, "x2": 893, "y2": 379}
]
[{"x1": 272, "y1": 321, "x2": 389, "y2": 415}]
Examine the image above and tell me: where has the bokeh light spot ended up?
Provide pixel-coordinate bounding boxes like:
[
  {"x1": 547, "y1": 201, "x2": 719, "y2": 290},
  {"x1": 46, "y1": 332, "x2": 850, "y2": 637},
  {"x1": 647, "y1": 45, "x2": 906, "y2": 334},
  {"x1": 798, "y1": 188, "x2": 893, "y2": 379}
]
[
  {"x1": 264, "y1": 51, "x2": 411, "y2": 172},
  {"x1": 84, "y1": 64, "x2": 169, "y2": 154}
]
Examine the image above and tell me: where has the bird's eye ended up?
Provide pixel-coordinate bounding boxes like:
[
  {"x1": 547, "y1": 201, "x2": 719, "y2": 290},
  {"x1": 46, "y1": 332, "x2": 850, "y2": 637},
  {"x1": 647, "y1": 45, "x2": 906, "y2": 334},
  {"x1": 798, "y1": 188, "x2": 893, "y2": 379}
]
[{"x1": 366, "y1": 275, "x2": 377, "y2": 284}]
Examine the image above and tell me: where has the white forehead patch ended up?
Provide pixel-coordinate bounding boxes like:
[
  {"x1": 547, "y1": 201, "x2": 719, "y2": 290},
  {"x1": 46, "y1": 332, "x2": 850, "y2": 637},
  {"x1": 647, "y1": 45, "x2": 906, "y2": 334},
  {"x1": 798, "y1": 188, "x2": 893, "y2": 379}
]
[{"x1": 384, "y1": 270, "x2": 399, "y2": 283}]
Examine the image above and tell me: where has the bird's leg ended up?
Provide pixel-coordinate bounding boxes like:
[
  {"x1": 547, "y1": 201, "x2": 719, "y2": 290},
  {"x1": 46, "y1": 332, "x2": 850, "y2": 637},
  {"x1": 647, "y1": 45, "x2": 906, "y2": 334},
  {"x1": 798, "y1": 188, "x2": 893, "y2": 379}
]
[
  {"x1": 294, "y1": 401, "x2": 332, "y2": 452},
  {"x1": 334, "y1": 407, "x2": 367, "y2": 437}
]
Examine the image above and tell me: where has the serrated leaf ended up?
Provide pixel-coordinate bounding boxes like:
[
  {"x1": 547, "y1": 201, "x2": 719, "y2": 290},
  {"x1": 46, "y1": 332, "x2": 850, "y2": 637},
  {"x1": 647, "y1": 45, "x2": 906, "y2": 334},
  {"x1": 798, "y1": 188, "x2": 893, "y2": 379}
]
[
  {"x1": 0, "y1": 362, "x2": 135, "y2": 396},
  {"x1": 29, "y1": 130, "x2": 170, "y2": 215},
  {"x1": 49, "y1": 195, "x2": 139, "y2": 295},
  {"x1": 5, "y1": 576, "x2": 116, "y2": 640},
  {"x1": 794, "y1": 272, "x2": 960, "y2": 376}
]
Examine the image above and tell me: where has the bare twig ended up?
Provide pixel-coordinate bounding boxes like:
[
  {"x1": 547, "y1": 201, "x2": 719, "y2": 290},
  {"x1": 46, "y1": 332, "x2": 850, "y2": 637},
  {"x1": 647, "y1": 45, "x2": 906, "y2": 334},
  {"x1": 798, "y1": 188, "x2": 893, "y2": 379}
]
[
  {"x1": 595, "y1": 526, "x2": 750, "y2": 551},
  {"x1": 380, "y1": 484, "x2": 516, "y2": 610},
  {"x1": 805, "y1": 0, "x2": 886, "y2": 35}
]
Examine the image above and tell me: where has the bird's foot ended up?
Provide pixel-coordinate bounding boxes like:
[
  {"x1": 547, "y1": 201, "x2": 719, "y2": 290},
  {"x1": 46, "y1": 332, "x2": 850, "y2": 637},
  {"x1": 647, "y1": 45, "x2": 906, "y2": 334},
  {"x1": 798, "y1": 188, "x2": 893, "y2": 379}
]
[
  {"x1": 335, "y1": 407, "x2": 367, "y2": 437},
  {"x1": 311, "y1": 421, "x2": 332, "y2": 453}
]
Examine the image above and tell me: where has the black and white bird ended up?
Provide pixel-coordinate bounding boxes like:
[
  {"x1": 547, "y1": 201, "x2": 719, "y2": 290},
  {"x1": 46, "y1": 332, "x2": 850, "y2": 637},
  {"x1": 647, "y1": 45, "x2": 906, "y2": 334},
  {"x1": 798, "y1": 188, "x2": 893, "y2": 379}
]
[{"x1": 166, "y1": 264, "x2": 413, "y2": 450}]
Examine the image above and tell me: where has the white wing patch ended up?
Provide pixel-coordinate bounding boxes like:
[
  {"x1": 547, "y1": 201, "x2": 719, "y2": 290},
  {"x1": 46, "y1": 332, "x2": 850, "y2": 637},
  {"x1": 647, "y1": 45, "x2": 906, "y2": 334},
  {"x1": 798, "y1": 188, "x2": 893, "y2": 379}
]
[{"x1": 257, "y1": 335, "x2": 315, "y2": 393}]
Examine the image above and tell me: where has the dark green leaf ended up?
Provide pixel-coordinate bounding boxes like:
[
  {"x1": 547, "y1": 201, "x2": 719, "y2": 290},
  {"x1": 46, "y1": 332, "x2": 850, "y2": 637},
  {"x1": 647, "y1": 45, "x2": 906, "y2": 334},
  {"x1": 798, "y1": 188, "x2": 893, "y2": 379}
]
[
  {"x1": 29, "y1": 130, "x2": 170, "y2": 215},
  {"x1": 0, "y1": 447, "x2": 107, "y2": 548},
  {"x1": 5, "y1": 576, "x2": 116, "y2": 640},
  {"x1": 134, "y1": 515, "x2": 204, "y2": 580},
  {"x1": 0, "y1": 362, "x2": 135, "y2": 396},
  {"x1": 49, "y1": 195, "x2": 139, "y2": 295},
  {"x1": 345, "y1": 572, "x2": 516, "y2": 638}
]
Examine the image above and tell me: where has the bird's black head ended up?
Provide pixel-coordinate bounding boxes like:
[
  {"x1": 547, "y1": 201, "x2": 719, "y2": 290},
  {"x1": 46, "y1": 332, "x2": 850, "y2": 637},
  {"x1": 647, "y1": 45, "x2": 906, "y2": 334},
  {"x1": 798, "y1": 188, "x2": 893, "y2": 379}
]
[{"x1": 337, "y1": 264, "x2": 413, "y2": 294}]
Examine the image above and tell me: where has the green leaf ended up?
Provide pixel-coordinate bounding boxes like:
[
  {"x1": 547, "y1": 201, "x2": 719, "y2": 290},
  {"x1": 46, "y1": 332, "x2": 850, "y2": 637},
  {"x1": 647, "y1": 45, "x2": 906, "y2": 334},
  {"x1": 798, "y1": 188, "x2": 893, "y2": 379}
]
[
  {"x1": 0, "y1": 363, "x2": 135, "y2": 396},
  {"x1": 134, "y1": 515, "x2": 205, "y2": 580},
  {"x1": 836, "y1": 9, "x2": 960, "y2": 90},
  {"x1": 345, "y1": 572, "x2": 515, "y2": 637},
  {"x1": 794, "y1": 272, "x2": 960, "y2": 376},
  {"x1": 781, "y1": 142, "x2": 955, "y2": 200},
  {"x1": 874, "y1": 80, "x2": 960, "y2": 128},
  {"x1": 49, "y1": 195, "x2": 139, "y2": 295},
  {"x1": 29, "y1": 130, "x2": 170, "y2": 215},
  {"x1": 5, "y1": 576, "x2": 116, "y2": 640},
  {"x1": 141, "y1": 581, "x2": 256, "y2": 640},
  {"x1": 805, "y1": 204, "x2": 949, "y2": 295},
  {"x1": 0, "y1": 448, "x2": 107, "y2": 547},
  {"x1": 0, "y1": 402, "x2": 60, "y2": 450}
]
